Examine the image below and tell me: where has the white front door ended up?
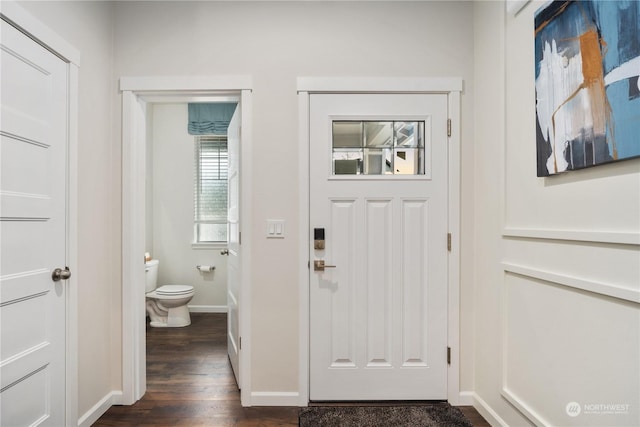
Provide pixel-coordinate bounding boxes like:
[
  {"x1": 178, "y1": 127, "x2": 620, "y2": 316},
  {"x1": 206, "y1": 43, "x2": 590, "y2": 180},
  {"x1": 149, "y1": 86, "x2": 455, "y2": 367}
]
[
  {"x1": 0, "y1": 19, "x2": 68, "y2": 425},
  {"x1": 227, "y1": 104, "x2": 241, "y2": 387},
  {"x1": 309, "y1": 93, "x2": 449, "y2": 400}
]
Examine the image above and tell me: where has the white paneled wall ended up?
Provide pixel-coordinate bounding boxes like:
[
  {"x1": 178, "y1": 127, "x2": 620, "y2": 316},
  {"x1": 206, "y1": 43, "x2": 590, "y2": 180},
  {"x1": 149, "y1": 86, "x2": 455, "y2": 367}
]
[
  {"x1": 474, "y1": 1, "x2": 640, "y2": 426},
  {"x1": 502, "y1": 272, "x2": 639, "y2": 426}
]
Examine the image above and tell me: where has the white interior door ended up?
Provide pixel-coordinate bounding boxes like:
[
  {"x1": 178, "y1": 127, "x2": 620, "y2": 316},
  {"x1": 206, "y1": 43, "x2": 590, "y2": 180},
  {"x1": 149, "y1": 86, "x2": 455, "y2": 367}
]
[
  {"x1": 309, "y1": 93, "x2": 449, "y2": 400},
  {"x1": 0, "y1": 19, "x2": 68, "y2": 425},
  {"x1": 227, "y1": 104, "x2": 241, "y2": 387}
]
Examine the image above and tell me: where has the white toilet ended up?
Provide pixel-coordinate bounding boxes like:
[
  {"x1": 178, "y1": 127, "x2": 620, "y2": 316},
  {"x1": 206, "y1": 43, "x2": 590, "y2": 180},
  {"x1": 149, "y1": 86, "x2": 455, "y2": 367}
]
[{"x1": 145, "y1": 259, "x2": 195, "y2": 327}]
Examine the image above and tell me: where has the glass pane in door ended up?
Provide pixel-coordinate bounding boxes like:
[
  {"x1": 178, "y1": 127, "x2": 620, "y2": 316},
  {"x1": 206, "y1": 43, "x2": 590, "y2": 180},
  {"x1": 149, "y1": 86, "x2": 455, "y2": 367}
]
[{"x1": 332, "y1": 120, "x2": 425, "y2": 176}]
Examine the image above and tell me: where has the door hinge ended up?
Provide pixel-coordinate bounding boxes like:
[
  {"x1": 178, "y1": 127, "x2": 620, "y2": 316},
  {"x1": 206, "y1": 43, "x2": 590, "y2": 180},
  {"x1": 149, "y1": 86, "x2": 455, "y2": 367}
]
[
  {"x1": 308, "y1": 260, "x2": 310, "y2": 269},
  {"x1": 239, "y1": 336, "x2": 242, "y2": 350},
  {"x1": 447, "y1": 118, "x2": 452, "y2": 137},
  {"x1": 447, "y1": 347, "x2": 451, "y2": 365},
  {"x1": 239, "y1": 232, "x2": 242, "y2": 245},
  {"x1": 447, "y1": 233, "x2": 452, "y2": 251}
]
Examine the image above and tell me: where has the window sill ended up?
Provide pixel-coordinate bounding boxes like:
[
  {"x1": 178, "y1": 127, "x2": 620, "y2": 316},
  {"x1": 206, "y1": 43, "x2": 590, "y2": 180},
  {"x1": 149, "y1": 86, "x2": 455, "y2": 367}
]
[{"x1": 191, "y1": 242, "x2": 227, "y2": 250}]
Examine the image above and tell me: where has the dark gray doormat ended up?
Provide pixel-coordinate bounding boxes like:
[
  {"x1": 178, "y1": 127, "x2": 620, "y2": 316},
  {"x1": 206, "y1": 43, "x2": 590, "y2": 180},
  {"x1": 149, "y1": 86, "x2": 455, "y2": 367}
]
[{"x1": 299, "y1": 404, "x2": 473, "y2": 426}]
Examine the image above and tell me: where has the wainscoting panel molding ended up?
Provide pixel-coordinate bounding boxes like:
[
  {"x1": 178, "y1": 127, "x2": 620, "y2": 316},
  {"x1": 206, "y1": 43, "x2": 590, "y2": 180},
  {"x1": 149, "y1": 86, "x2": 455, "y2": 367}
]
[
  {"x1": 502, "y1": 273, "x2": 639, "y2": 426},
  {"x1": 502, "y1": 236, "x2": 639, "y2": 303},
  {"x1": 497, "y1": 2, "x2": 640, "y2": 426},
  {"x1": 503, "y1": 228, "x2": 640, "y2": 246},
  {"x1": 502, "y1": 263, "x2": 640, "y2": 304}
]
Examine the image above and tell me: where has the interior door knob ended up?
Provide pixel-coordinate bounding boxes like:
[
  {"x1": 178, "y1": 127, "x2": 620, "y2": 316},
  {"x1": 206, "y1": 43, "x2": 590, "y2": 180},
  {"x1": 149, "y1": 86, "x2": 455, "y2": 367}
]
[
  {"x1": 221, "y1": 249, "x2": 229, "y2": 255},
  {"x1": 52, "y1": 267, "x2": 71, "y2": 282}
]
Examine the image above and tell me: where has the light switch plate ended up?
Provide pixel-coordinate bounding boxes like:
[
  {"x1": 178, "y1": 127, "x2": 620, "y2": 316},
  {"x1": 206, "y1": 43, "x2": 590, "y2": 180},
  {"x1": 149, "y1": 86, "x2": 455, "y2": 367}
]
[{"x1": 266, "y1": 219, "x2": 285, "y2": 238}]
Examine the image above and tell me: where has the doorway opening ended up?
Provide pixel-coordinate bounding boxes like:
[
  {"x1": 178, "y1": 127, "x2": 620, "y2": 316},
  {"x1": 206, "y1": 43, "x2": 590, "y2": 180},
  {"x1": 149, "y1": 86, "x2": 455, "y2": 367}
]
[{"x1": 121, "y1": 77, "x2": 253, "y2": 406}]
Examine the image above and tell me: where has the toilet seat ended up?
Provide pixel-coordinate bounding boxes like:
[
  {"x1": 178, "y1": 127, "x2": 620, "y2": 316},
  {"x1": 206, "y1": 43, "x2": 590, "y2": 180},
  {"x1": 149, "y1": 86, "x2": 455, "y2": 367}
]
[{"x1": 155, "y1": 284, "x2": 194, "y2": 296}]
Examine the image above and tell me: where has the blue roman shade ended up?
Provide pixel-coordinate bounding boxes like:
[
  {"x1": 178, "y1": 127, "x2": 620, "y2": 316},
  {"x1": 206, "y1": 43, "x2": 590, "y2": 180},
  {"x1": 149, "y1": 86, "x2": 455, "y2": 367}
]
[{"x1": 188, "y1": 103, "x2": 238, "y2": 135}]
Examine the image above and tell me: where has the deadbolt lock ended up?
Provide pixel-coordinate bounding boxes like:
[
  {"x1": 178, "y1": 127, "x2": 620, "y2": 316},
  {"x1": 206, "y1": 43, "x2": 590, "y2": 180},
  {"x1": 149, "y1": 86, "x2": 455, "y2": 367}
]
[{"x1": 314, "y1": 228, "x2": 325, "y2": 250}]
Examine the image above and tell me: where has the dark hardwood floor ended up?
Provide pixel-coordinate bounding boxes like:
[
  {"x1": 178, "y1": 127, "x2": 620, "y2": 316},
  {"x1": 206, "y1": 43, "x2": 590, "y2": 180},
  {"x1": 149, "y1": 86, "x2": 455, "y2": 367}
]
[{"x1": 94, "y1": 313, "x2": 489, "y2": 426}]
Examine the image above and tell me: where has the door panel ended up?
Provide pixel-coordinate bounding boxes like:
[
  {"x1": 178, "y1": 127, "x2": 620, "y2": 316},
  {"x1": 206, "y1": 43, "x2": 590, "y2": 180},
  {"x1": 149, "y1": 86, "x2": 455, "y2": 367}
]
[
  {"x1": 227, "y1": 104, "x2": 241, "y2": 387},
  {"x1": 327, "y1": 199, "x2": 357, "y2": 368},
  {"x1": 364, "y1": 198, "x2": 392, "y2": 368},
  {"x1": 401, "y1": 199, "x2": 430, "y2": 367},
  {"x1": 0, "y1": 19, "x2": 67, "y2": 426},
  {"x1": 309, "y1": 93, "x2": 448, "y2": 401}
]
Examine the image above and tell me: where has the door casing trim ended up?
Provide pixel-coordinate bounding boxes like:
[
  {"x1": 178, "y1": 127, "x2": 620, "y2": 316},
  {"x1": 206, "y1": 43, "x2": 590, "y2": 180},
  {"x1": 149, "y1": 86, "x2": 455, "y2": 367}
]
[
  {"x1": 297, "y1": 77, "x2": 463, "y2": 405},
  {"x1": 120, "y1": 76, "x2": 253, "y2": 406}
]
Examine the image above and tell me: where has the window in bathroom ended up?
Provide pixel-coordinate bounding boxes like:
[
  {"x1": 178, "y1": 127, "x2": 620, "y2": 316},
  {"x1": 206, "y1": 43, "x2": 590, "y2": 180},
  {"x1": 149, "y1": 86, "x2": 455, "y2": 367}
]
[{"x1": 194, "y1": 135, "x2": 228, "y2": 244}]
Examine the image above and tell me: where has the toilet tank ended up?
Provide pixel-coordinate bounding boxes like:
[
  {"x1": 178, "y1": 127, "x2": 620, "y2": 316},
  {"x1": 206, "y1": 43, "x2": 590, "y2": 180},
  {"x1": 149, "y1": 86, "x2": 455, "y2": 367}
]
[{"x1": 145, "y1": 259, "x2": 159, "y2": 293}]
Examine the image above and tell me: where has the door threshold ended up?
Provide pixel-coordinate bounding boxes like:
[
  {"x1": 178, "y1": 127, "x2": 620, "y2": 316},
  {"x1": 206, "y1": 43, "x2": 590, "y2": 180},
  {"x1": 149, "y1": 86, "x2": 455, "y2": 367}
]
[{"x1": 309, "y1": 400, "x2": 448, "y2": 407}]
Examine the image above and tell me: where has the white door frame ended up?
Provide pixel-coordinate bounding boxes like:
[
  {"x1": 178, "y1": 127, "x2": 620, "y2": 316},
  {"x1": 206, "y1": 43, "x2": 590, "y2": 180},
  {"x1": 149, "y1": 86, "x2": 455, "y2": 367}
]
[
  {"x1": 0, "y1": 1, "x2": 80, "y2": 424},
  {"x1": 297, "y1": 77, "x2": 463, "y2": 406},
  {"x1": 120, "y1": 76, "x2": 253, "y2": 406}
]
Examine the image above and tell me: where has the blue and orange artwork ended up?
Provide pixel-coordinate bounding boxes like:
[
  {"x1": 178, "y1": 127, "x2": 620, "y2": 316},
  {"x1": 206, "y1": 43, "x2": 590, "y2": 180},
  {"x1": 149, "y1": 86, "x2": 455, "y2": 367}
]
[{"x1": 535, "y1": 0, "x2": 640, "y2": 176}]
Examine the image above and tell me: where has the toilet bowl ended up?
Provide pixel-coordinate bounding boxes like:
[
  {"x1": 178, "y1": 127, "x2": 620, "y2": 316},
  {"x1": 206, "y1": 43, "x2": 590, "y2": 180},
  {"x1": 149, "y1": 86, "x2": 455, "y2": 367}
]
[{"x1": 145, "y1": 260, "x2": 194, "y2": 327}]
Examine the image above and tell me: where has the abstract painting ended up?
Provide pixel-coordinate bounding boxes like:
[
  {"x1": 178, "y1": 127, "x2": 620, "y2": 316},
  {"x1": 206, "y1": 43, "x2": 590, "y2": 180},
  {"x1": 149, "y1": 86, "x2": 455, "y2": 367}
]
[{"x1": 534, "y1": 0, "x2": 640, "y2": 176}]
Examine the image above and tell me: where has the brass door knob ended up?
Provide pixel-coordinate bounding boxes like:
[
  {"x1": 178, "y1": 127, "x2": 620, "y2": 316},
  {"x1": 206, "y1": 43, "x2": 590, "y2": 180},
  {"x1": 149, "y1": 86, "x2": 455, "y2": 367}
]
[{"x1": 314, "y1": 260, "x2": 336, "y2": 271}]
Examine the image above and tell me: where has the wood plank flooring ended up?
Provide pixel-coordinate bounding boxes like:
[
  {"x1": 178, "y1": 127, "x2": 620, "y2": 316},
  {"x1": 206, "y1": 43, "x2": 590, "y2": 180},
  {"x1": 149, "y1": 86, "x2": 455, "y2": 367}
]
[{"x1": 94, "y1": 313, "x2": 489, "y2": 426}]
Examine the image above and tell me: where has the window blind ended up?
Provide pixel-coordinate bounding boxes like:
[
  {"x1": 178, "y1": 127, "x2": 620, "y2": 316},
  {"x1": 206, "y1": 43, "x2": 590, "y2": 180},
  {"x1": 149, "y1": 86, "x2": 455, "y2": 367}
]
[{"x1": 194, "y1": 135, "x2": 228, "y2": 242}]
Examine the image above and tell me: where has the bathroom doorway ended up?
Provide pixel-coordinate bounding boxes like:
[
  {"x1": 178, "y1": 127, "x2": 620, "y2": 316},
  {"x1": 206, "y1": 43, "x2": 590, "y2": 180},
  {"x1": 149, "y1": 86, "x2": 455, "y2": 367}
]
[
  {"x1": 121, "y1": 77, "x2": 253, "y2": 406},
  {"x1": 145, "y1": 102, "x2": 233, "y2": 314}
]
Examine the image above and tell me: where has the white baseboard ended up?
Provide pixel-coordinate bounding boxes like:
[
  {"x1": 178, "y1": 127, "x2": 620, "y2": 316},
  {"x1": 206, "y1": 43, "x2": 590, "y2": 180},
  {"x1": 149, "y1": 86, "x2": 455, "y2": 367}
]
[
  {"x1": 458, "y1": 391, "x2": 474, "y2": 406},
  {"x1": 188, "y1": 304, "x2": 228, "y2": 313},
  {"x1": 77, "y1": 391, "x2": 122, "y2": 427},
  {"x1": 250, "y1": 391, "x2": 300, "y2": 406},
  {"x1": 473, "y1": 392, "x2": 509, "y2": 427}
]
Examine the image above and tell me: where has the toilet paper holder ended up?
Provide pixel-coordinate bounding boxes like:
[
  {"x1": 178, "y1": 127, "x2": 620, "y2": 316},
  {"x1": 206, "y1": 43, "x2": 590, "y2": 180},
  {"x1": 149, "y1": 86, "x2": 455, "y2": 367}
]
[{"x1": 196, "y1": 265, "x2": 215, "y2": 272}]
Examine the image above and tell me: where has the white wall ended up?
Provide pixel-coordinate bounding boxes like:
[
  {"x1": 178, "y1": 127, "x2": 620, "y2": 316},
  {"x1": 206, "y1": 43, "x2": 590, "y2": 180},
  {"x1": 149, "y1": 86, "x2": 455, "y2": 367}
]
[
  {"x1": 15, "y1": 0, "x2": 120, "y2": 419},
  {"x1": 113, "y1": 1, "x2": 476, "y2": 396},
  {"x1": 473, "y1": 2, "x2": 640, "y2": 426},
  {"x1": 149, "y1": 104, "x2": 227, "y2": 309}
]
